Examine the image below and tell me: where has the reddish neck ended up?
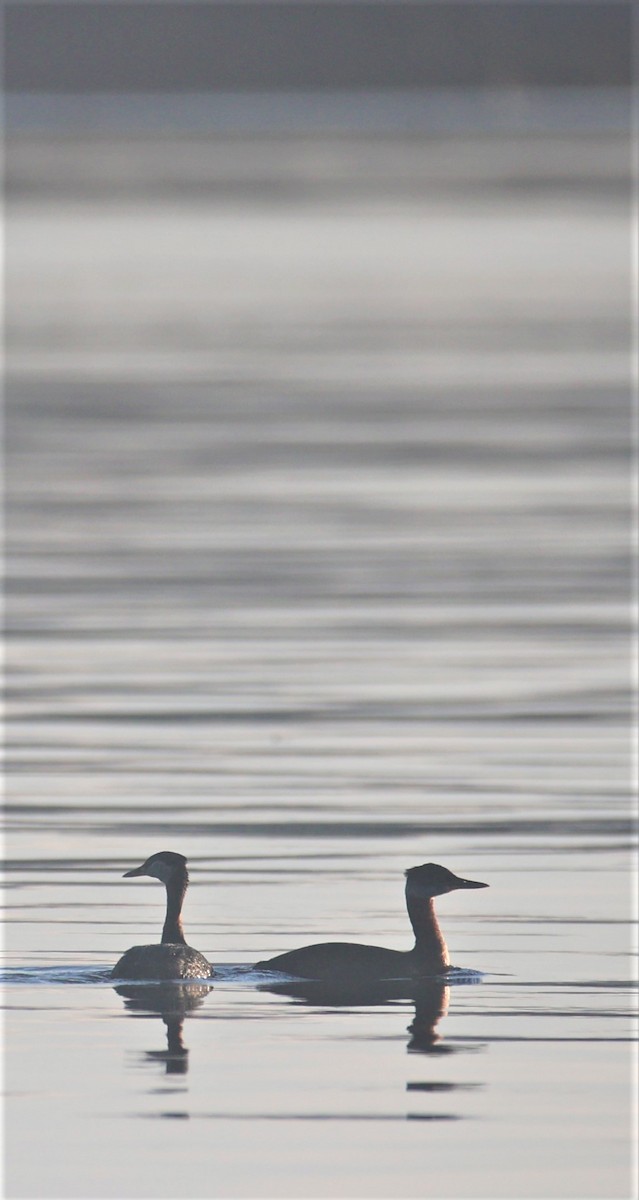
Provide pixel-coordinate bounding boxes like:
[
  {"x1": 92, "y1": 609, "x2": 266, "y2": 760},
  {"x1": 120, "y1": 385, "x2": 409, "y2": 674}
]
[
  {"x1": 405, "y1": 888, "x2": 449, "y2": 969},
  {"x1": 161, "y1": 871, "x2": 188, "y2": 945}
]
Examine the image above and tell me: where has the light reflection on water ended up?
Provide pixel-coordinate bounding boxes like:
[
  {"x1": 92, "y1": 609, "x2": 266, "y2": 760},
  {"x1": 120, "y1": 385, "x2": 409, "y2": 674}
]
[
  {"x1": 5, "y1": 106, "x2": 636, "y2": 1197},
  {"x1": 3, "y1": 966, "x2": 636, "y2": 1198}
]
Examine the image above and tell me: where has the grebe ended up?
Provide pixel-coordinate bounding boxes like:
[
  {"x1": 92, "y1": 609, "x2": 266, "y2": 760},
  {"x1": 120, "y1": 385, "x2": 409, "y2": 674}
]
[
  {"x1": 256, "y1": 863, "x2": 487, "y2": 982},
  {"x1": 111, "y1": 851, "x2": 212, "y2": 981}
]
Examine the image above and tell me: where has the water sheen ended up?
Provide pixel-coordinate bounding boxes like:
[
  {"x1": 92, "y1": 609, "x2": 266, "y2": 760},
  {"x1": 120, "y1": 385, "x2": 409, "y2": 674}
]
[{"x1": 4, "y1": 95, "x2": 636, "y2": 1199}]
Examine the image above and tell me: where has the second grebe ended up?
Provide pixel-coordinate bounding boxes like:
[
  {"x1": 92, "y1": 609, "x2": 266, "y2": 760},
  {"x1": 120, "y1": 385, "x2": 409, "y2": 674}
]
[
  {"x1": 111, "y1": 851, "x2": 212, "y2": 981},
  {"x1": 256, "y1": 863, "x2": 487, "y2": 982}
]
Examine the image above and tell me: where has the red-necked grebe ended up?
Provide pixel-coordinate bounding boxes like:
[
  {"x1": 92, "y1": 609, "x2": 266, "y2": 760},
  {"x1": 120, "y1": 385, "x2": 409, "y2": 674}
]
[
  {"x1": 256, "y1": 863, "x2": 487, "y2": 982},
  {"x1": 111, "y1": 851, "x2": 212, "y2": 980}
]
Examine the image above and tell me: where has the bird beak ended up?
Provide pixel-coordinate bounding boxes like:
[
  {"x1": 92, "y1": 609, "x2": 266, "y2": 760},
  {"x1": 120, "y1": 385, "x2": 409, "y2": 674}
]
[
  {"x1": 122, "y1": 864, "x2": 147, "y2": 878},
  {"x1": 454, "y1": 875, "x2": 488, "y2": 889}
]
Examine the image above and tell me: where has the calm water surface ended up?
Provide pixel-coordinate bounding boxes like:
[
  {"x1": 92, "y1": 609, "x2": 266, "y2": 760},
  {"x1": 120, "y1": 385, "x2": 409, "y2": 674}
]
[{"x1": 4, "y1": 102, "x2": 637, "y2": 1198}]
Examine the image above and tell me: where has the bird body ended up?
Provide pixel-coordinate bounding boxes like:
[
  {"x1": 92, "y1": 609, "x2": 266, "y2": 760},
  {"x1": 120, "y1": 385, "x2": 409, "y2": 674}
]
[
  {"x1": 256, "y1": 863, "x2": 487, "y2": 983},
  {"x1": 111, "y1": 851, "x2": 212, "y2": 981},
  {"x1": 257, "y1": 941, "x2": 418, "y2": 980},
  {"x1": 112, "y1": 942, "x2": 212, "y2": 981}
]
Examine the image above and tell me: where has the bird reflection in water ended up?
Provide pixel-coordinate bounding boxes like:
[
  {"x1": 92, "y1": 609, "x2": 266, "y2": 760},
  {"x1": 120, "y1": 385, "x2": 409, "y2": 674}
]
[
  {"x1": 114, "y1": 982, "x2": 212, "y2": 1075},
  {"x1": 406, "y1": 981, "x2": 450, "y2": 1053},
  {"x1": 260, "y1": 977, "x2": 483, "y2": 1118},
  {"x1": 259, "y1": 976, "x2": 450, "y2": 1051}
]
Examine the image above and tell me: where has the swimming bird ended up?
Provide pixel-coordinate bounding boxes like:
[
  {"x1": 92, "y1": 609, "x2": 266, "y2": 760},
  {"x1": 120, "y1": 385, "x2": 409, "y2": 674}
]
[
  {"x1": 111, "y1": 851, "x2": 212, "y2": 980},
  {"x1": 256, "y1": 863, "x2": 487, "y2": 982}
]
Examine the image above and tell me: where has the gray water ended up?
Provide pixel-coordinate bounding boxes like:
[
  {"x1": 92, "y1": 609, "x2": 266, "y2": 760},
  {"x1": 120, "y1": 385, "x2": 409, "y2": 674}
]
[{"x1": 3, "y1": 93, "x2": 637, "y2": 1198}]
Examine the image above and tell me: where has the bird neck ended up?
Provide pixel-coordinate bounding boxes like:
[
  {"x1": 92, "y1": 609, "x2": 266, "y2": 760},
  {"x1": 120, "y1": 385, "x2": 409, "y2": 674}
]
[
  {"x1": 161, "y1": 870, "x2": 188, "y2": 945},
  {"x1": 405, "y1": 888, "x2": 449, "y2": 969}
]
